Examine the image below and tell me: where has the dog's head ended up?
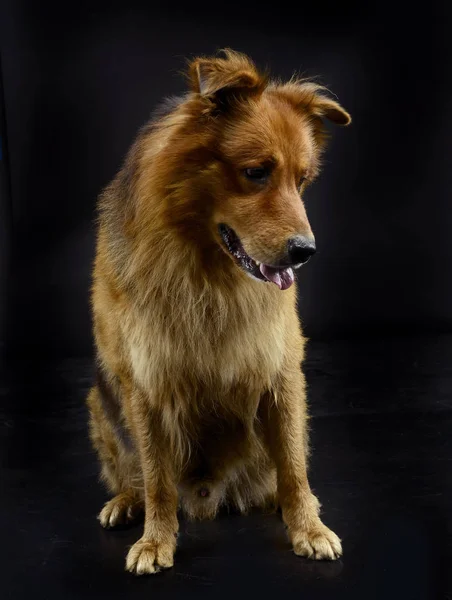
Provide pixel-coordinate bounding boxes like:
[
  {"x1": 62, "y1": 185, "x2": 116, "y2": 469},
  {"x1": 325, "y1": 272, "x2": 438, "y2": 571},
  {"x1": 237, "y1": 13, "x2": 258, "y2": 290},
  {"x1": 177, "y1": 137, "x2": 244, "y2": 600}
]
[{"x1": 184, "y1": 50, "x2": 351, "y2": 290}]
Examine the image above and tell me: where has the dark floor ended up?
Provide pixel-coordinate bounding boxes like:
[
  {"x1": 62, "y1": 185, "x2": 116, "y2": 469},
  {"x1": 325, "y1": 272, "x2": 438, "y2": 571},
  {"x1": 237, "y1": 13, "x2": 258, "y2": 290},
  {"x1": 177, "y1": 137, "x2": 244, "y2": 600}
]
[{"x1": 1, "y1": 335, "x2": 452, "y2": 599}]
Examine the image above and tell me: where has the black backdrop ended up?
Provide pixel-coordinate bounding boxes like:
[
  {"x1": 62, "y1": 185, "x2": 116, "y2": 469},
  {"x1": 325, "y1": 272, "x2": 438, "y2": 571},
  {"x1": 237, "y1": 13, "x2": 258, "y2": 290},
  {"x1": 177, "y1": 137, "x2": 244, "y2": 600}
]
[{"x1": 0, "y1": 0, "x2": 451, "y2": 358}]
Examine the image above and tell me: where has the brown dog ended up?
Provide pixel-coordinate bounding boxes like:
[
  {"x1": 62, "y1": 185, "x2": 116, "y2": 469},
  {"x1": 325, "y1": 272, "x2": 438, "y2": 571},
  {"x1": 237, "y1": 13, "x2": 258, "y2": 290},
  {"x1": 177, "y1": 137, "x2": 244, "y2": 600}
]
[{"x1": 87, "y1": 50, "x2": 351, "y2": 575}]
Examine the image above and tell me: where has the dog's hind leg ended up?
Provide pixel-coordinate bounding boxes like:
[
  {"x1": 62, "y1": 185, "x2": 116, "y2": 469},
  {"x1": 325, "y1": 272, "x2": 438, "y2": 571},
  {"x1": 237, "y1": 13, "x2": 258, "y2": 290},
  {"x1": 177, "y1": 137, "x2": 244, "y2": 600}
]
[
  {"x1": 98, "y1": 490, "x2": 144, "y2": 528},
  {"x1": 87, "y1": 381, "x2": 144, "y2": 528},
  {"x1": 227, "y1": 458, "x2": 277, "y2": 514}
]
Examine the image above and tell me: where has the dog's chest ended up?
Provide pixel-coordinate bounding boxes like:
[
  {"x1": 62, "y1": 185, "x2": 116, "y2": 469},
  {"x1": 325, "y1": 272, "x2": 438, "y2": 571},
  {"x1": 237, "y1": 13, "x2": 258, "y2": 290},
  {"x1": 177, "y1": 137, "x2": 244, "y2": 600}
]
[{"x1": 125, "y1": 292, "x2": 288, "y2": 393}]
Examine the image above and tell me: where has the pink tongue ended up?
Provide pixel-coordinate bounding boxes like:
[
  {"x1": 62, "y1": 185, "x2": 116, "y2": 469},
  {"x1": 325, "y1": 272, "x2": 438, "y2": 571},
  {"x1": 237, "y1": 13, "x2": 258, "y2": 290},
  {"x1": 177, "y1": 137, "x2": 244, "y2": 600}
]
[{"x1": 259, "y1": 265, "x2": 295, "y2": 290}]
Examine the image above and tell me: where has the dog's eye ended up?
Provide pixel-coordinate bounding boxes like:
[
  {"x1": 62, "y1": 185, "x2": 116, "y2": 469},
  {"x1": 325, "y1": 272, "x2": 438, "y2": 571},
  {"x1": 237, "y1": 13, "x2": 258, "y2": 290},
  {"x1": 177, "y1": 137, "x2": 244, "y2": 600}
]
[{"x1": 244, "y1": 167, "x2": 269, "y2": 182}]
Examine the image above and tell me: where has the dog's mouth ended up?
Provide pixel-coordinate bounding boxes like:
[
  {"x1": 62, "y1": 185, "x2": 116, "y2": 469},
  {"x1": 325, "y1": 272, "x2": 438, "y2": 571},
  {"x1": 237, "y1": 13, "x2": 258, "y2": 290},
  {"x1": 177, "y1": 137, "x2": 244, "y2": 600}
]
[{"x1": 218, "y1": 224, "x2": 296, "y2": 291}]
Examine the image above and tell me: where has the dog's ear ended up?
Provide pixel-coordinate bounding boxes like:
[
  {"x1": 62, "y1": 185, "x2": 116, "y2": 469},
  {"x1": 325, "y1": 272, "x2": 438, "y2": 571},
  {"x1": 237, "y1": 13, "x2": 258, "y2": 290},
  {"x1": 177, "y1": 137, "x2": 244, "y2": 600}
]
[
  {"x1": 309, "y1": 95, "x2": 351, "y2": 125},
  {"x1": 275, "y1": 82, "x2": 351, "y2": 126},
  {"x1": 188, "y1": 49, "x2": 266, "y2": 102}
]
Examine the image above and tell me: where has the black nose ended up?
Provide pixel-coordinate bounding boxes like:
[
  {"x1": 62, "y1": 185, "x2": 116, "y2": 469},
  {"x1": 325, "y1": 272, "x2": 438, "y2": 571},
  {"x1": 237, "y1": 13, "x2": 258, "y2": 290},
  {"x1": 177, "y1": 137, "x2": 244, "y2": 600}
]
[{"x1": 287, "y1": 236, "x2": 316, "y2": 265}]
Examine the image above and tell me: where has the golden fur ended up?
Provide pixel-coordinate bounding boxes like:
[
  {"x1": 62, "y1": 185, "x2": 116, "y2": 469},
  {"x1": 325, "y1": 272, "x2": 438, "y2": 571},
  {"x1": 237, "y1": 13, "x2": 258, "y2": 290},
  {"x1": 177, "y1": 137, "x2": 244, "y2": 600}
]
[{"x1": 87, "y1": 50, "x2": 351, "y2": 574}]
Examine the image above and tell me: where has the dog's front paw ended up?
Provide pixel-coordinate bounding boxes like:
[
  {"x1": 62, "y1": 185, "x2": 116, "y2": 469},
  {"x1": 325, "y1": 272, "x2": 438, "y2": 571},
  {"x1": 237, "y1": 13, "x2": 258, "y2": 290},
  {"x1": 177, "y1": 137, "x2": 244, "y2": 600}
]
[
  {"x1": 125, "y1": 537, "x2": 176, "y2": 575},
  {"x1": 292, "y1": 523, "x2": 342, "y2": 560}
]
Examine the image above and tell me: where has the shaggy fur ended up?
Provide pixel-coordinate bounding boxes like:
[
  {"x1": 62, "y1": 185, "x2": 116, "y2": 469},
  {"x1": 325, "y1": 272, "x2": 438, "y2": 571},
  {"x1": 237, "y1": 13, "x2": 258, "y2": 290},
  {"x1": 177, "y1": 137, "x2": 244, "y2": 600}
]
[{"x1": 87, "y1": 50, "x2": 351, "y2": 575}]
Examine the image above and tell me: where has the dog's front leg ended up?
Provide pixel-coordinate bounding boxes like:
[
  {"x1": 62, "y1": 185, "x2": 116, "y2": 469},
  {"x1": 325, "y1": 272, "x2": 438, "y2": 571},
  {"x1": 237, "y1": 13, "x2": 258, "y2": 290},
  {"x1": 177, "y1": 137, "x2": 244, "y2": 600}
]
[
  {"x1": 264, "y1": 365, "x2": 342, "y2": 560},
  {"x1": 125, "y1": 388, "x2": 178, "y2": 575}
]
